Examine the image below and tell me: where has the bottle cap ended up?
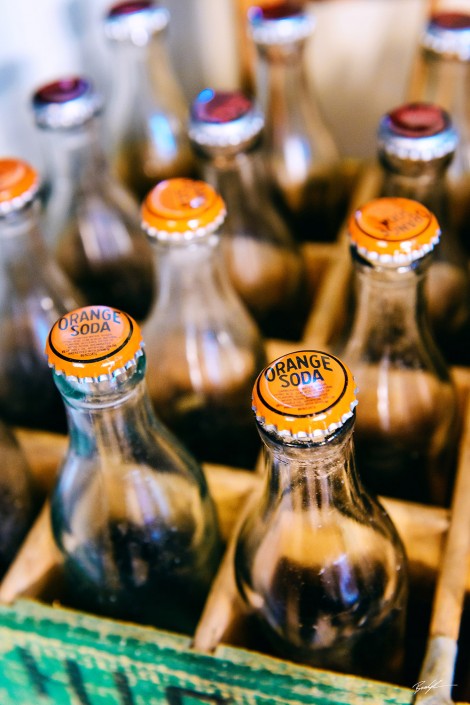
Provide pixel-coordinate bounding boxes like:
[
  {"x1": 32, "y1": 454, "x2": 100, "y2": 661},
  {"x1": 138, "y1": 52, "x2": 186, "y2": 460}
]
[
  {"x1": 0, "y1": 158, "x2": 39, "y2": 216},
  {"x1": 141, "y1": 178, "x2": 226, "y2": 242},
  {"x1": 421, "y1": 13, "x2": 470, "y2": 61},
  {"x1": 247, "y1": 2, "x2": 315, "y2": 46},
  {"x1": 45, "y1": 305, "x2": 143, "y2": 381},
  {"x1": 252, "y1": 350, "x2": 357, "y2": 442},
  {"x1": 104, "y1": 1, "x2": 169, "y2": 43},
  {"x1": 348, "y1": 197, "x2": 440, "y2": 267},
  {"x1": 189, "y1": 89, "x2": 264, "y2": 151},
  {"x1": 32, "y1": 77, "x2": 103, "y2": 129},
  {"x1": 378, "y1": 102, "x2": 458, "y2": 162}
]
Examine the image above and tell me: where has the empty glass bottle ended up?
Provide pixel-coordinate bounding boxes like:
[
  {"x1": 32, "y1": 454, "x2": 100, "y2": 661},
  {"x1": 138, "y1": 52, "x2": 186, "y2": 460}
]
[
  {"x1": 46, "y1": 304, "x2": 222, "y2": 633},
  {"x1": 335, "y1": 197, "x2": 459, "y2": 505},
  {"x1": 414, "y1": 12, "x2": 470, "y2": 251},
  {"x1": 247, "y1": 1, "x2": 346, "y2": 243},
  {"x1": 104, "y1": 0, "x2": 195, "y2": 201},
  {"x1": 31, "y1": 76, "x2": 155, "y2": 323},
  {"x1": 234, "y1": 349, "x2": 408, "y2": 682},
  {"x1": 0, "y1": 422, "x2": 38, "y2": 579},
  {"x1": 188, "y1": 88, "x2": 309, "y2": 340},
  {"x1": 141, "y1": 178, "x2": 267, "y2": 469},
  {"x1": 377, "y1": 101, "x2": 470, "y2": 366},
  {"x1": 0, "y1": 158, "x2": 80, "y2": 433}
]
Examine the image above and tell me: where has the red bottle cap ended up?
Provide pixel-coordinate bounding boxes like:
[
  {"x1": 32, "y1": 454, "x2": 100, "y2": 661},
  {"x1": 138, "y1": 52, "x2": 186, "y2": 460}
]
[
  {"x1": 32, "y1": 77, "x2": 103, "y2": 129},
  {"x1": 0, "y1": 158, "x2": 39, "y2": 215},
  {"x1": 46, "y1": 305, "x2": 143, "y2": 380},
  {"x1": 104, "y1": 0, "x2": 169, "y2": 42},
  {"x1": 248, "y1": 1, "x2": 315, "y2": 45},
  {"x1": 252, "y1": 350, "x2": 357, "y2": 441},
  {"x1": 422, "y1": 12, "x2": 470, "y2": 60}
]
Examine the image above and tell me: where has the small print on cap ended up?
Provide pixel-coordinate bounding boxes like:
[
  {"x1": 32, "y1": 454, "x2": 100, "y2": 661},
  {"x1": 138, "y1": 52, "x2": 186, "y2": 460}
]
[
  {"x1": 45, "y1": 305, "x2": 143, "y2": 379},
  {"x1": 252, "y1": 350, "x2": 357, "y2": 440}
]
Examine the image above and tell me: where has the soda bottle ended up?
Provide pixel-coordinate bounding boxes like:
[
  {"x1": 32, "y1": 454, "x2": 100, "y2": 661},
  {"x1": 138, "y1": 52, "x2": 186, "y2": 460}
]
[
  {"x1": 413, "y1": 12, "x2": 470, "y2": 251},
  {"x1": 46, "y1": 304, "x2": 223, "y2": 633},
  {"x1": 0, "y1": 157, "x2": 80, "y2": 433},
  {"x1": 377, "y1": 101, "x2": 470, "y2": 366},
  {"x1": 247, "y1": 1, "x2": 347, "y2": 243},
  {"x1": 141, "y1": 178, "x2": 267, "y2": 469},
  {"x1": 31, "y1": 76, "x2": 155, "y2": 323},
  {"x1": 188, "y1": 88, "x2": 309, "y2": 340},
  {"x1": 234, "y1": 349, "x2": 408, "y2": 682},
  {"x1": 104, "y1": 0, "x2": 195, "y2": 201},
  {"x1": 336, "y1": 197, "x2": 459, "y2": 505}
]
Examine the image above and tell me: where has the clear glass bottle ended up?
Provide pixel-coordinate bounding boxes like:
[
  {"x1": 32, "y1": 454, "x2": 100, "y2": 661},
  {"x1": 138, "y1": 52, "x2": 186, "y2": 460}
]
[
  {"x1": 103, "y1": 0, "x2": 195, "y2": 201},
  {"x1": 247, "y1": 2, "x2": 347, "y2": 243},
  {"x1": 46, "y1": 304, "x2": 223, "y2": 634},
  {"x1": 141, "y1": 178, "x2": 267, "y2": 469},
  {"x1": 377, "y1": 101, "x2": 470, "y2": 366},
  {"x1": 413, "y1": 12, "x2": 470, "y2": 252},
  {"x1": 335, "y1": 197, "x2": 459, "y2": 506},
  {"x1": 31, "y1": 76, "x2": 155, "y2": 323},
  {"x1": 234, "y1": 350, "x2": 408, "y2": 682},
  {"x1": 188, "y1": 88, "x2": 309, "y2": 341},
  {"x1": 0, "y1": 158, "x2": 80, "y2": 433},
  {"x1": 0, "y1": 422, "x2": 38, "y2": 579}
]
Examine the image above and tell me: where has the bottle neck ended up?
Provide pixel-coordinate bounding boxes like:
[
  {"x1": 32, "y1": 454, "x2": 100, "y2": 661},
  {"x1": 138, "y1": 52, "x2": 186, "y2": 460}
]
[
  {"x1": 39, "y1": 118, "x2": 106, "y2": 187},
  {"x1": 258, "y1": 421, "x2": 364, "y2": 510},
  {"x1": 56, "y1": 356, "x2": 156, "y2": 457},
  {"x1": 0, "y1": 201, "x2": 48, "y2": 267},
  {"x1": 257, "y1": 40, "x2": 310, "y2": 123},
  {"x1": 346, "y1": 257, "x2": 436, "y2": 354}
]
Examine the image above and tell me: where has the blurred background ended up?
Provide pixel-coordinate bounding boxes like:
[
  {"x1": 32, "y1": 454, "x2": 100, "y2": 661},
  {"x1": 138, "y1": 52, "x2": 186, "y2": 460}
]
[{"x1": 0, "y1": 0, "x2": 431, "y2": 172}]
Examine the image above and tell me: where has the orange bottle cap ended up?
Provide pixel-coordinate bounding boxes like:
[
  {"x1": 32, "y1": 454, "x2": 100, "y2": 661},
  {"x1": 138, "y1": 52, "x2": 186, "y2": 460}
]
[
  {"x1": 348, "y1": 197, "x2": 440, "y2": 266},
  {"x1": 252, "y1": 350, "x2": 357, "y2": 441},
  {"x1": 45, "y1": 305, "x2": 143, "y2": 380},
  {"x1": 141, "y1": 178, "x2": 226, "y2": 242},
  {"x1": 0, "y1": 159, "x2": 39, "y2": 215}
]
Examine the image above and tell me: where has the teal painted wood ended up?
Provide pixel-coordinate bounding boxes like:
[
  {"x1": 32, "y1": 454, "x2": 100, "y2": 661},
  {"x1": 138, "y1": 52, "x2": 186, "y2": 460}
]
[{"x1": 0, "y1": 599, "x2": 414, "y2": 705}]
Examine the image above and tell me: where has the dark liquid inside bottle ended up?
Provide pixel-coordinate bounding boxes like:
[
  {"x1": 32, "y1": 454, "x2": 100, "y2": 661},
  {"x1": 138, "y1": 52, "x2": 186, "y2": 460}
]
[
  {"x1": 272, "y1": 171, "x2": 349, "y2": 244},
  {"x1": 0, "y1": 428, "x2": 38, "y2": 578},
  {"x1": 0, "y1": 336, "x2": 67, "y2": 434},
  {"x1": 238, "y1": 555, "x2": 405, "y2": 683},
  {"x1": 56, "y1": 204, "x2": 155, "y2": 323},
  {"x1": 113, "y1": 137, "x2": 197, "y2": 204},
  {"x1": 60, "y1": 518, "x2": 222, "y2": 635}
]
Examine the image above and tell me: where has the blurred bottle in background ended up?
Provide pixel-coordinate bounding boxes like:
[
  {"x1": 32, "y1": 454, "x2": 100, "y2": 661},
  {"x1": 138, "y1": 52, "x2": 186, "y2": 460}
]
[
  {"x1": 103, "y1": 0, "x2": 196, "y2": 201},
  {"x1": 46, "y1": 304, "x2": 222, "y2": 633},
  {"x1": 247, "y1": 1, "x2": 347, "y2": 243},
  {"x1": 189, "y1": 88, "x2": 309, "y2": 341},
  {"x1": 141, "y1": 178, "x2": 267, "y2": 469},
  {"x1": 412, "y1": 11, "x2": 470, "y2": 252},
  {"x1": 377, "y1": 101, "x2": 470, "y2": 366},
  {"x1": 31, "y1": 76, "x2": 155, "y2": 323},
  {"x1": 0, "y1": 158, "x2": 80, "y2": 434},
  {"x1": 335, "y1": 197, "x2": 459, "y2": 506}
]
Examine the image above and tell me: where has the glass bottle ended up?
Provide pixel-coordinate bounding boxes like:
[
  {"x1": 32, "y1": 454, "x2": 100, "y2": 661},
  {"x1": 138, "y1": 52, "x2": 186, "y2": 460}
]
[
  {"x1": 31, "y1": 76, "x2": 155, "y2": 323},
  {"x1": 46, "y1": 304, "x2": 223, "y2": 634},
  {"x1": 335, "y1": 197, "x2": 459, "y2": 506},
  {"x1": 188, "y1": 88, "x2": 309, "y2": 341},
  {"x1": 234, "y1": 349, "x2": 408, "y2": 682},
  {"x1": 103, "y1": 0, "x2": 195, "y2": 202},
  {"x1": 0, "y1": 422, "x2": 38, "y2": 579},
  {"x1": 413, "y1": 12, "x2": 470, "y2": 252},
  {"x1": 141, "y1": 178, "x2": 267, "y2": 469},
  {"x1": 377, "y1": 101, "x2": 470, "y2": 366},
  {"x1": 247, "y1": 2, "x2": 347, "y2": 243},
  {"x1": 0, "y1": 158, "x2": 80, "y2": 434}
]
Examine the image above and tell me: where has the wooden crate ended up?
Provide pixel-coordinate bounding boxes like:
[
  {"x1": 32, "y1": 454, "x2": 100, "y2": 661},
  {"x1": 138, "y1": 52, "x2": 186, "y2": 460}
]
[{"x1": 1, "y1": 166, "x2": 470, "y2": 702}]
